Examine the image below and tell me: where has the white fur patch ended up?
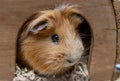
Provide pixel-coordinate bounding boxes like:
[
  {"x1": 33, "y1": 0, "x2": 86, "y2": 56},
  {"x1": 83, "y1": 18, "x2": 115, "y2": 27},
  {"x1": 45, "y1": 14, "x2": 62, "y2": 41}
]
[{"x1": 55, "y1": 3, "x2": 78, "y2": 11}]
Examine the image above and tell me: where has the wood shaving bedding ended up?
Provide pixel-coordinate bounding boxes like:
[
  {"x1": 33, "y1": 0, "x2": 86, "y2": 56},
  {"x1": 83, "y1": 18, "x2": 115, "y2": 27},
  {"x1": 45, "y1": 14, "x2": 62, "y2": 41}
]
[{"x1": 13, "y1": 60, "x2": 89, "y2": 81}]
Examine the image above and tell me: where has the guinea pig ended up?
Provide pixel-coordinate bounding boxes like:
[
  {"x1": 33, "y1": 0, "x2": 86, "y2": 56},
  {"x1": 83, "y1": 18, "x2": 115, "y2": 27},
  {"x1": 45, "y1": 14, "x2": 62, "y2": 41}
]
[{"x1": 17, "y1": 4, "x2": 85, "y2": 75}]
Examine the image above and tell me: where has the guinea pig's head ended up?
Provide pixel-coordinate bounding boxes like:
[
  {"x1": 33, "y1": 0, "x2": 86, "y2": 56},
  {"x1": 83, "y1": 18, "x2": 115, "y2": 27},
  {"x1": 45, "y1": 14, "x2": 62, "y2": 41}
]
[{"x1": 18, "y1": 4, "x2": 84, "y2": 75}]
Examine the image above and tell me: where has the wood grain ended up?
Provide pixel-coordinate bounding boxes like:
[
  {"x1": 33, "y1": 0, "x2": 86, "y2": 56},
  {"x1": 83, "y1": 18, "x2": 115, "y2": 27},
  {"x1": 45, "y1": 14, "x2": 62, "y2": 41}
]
[{"x1": 0, "y1": 0, "x2": 116, "y2": 81}]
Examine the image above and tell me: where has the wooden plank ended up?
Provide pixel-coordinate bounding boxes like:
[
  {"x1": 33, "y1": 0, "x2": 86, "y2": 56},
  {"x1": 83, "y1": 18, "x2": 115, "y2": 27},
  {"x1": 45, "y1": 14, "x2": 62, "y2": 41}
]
[
  {"x1": 87, "y1": 6, "x2": 116, "y2": 81},
  {"x1": 0, "y1": 0, "x2": 116, "y2": 81}
]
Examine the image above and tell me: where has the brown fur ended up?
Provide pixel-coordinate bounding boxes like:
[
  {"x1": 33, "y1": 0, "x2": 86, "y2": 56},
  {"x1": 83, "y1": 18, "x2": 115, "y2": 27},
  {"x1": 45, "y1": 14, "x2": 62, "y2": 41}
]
[{"x1": 17, "y1": 4, "x2": 84, "y2": 75}]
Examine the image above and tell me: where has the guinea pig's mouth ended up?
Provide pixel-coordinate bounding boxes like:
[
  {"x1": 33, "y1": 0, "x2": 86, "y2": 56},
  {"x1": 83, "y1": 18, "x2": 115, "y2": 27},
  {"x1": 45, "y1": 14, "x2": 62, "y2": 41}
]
[{"x1": 63, "y1": 59, "x2": 79, "y2": 67}]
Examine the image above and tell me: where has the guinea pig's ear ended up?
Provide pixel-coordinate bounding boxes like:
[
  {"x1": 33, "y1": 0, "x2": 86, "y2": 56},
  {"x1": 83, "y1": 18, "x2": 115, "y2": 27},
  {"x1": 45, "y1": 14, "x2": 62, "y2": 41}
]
[
  {"x1": 72, "y1": 12, "x2": 84, "y2": 22},
  {"x1": 30, "y1": 21, "x2": 48, "y2": 34}
]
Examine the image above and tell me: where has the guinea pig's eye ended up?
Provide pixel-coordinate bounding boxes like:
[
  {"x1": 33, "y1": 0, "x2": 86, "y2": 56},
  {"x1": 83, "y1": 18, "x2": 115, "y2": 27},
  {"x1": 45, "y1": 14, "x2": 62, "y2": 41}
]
[{"x1": 51, "y1": 34, "x2": 59, "y2": 44}]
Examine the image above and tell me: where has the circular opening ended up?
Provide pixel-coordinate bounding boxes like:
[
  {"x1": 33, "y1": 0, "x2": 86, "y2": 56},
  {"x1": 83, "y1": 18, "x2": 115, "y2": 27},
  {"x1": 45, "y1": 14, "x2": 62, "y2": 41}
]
[
  {"x1": 15, "y1": 8, "x2": 93, "y2": 81},
  {"x1": 78, "y1": 17, "x2": 93, "y2": 68}
]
